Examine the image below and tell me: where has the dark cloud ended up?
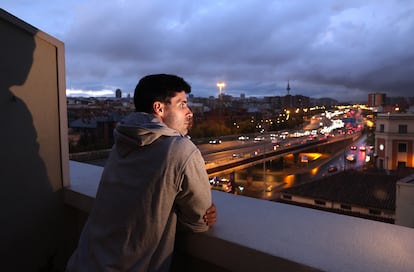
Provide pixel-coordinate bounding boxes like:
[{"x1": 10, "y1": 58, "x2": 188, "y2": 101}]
[{"x1": 4, "y1": 0, "x2": 414, "y2": 102}]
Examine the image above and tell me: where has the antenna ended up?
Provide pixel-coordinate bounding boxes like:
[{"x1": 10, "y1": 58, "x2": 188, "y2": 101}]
[{"x1": 286, "y1": 80, "x2": 291, "y2": 95}]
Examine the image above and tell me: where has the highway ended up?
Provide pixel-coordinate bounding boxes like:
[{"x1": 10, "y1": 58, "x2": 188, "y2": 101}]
[
  {"x1": 200, "y1": 130, "x2": 367, "y2": 201},
  {"x1": 198, "y1": 112, "x2": 334, "y2": 168}
]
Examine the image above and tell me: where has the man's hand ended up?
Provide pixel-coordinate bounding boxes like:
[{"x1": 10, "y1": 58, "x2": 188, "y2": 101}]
[{"x1": 203, "y1": 203, "x2": 217, "y2": 227}]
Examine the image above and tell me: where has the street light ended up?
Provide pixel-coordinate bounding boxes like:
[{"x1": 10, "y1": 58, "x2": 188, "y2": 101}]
[
  {"x1": 216, "y1": 82, "x2": 226, "y2": 136},
  {"x1": 216, "y1": 82, "x2": 225, "y2": 98}
]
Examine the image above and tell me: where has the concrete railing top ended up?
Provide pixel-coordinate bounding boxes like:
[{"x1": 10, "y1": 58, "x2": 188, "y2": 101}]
[{"x1": 65, "y1": 160, "x2": 414, "y2": 272}]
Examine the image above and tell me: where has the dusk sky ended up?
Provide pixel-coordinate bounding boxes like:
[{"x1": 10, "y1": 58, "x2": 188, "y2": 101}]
[{"x1": 3, "y1": 1, "x2": 414, "y2": 102}]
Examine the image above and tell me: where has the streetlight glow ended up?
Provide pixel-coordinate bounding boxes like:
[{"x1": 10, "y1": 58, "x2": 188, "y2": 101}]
[
  {"x1": 216, "y1": 82, "x2": 225, "y2": 88},
  {"x1": 216, "y1": 81, "x2": 226, "y2": 95},
  {"x1": 216, "y1": 81, "x2": 226, "y2": 136}
]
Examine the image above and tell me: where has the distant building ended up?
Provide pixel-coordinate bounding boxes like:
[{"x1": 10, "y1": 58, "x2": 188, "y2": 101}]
[
  {"x1": 188, "y1": 102, "x2": 204, "y2": 120},
  {"x1": 312, "y1": 97, "x2": 339, "y2": 108},
  {"x1": 281, "y1": 94, "x2": 310, "y2": 110},
  {"x1": 69, "y1": 114, "x2": 123, "y2": 147},
  {"x1": 375, "y1": 113, "x2": 414, "y2": 170},
  {"x1": 293, "y1": 95, "x2": 310, "y2": 109},
  {"x1": 115, "y1": 88, "x2": 122, "y2": 98},
  {"x1": 368, "y1": 92, "x2": 386, "y2": 107},
  {"x1": 386, "y1": 96, "x2": 410, "y2": 112}
]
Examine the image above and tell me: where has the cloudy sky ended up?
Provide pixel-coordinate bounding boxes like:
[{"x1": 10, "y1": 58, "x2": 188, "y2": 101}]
[{"x1": 3, "y1": 0, "x2": 414, "y2": 102}]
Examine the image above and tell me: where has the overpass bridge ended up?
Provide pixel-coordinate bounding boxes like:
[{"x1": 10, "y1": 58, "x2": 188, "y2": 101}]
[
  {"x1": 206, "y1": 136, "x2": 355, "y2": 178},
  {"x1": 69, "y1": 133, "x2": 359, "y2": 179}
]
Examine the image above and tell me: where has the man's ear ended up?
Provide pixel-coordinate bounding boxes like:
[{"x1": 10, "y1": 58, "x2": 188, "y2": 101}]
[{"x1": 153, "y1": 101, "x2": 164, "y2": 116}]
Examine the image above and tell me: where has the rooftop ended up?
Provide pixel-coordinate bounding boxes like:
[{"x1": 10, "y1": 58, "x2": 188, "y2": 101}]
[{"x1": 280, "y1": 170, "x2": 400, "y2": 211}]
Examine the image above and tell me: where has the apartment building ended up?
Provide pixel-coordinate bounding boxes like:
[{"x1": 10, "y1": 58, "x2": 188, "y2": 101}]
[
  {"x1": 375, "y1": 113, "x2": 414, "y2": 170},
  {"x1": 395, "y1": 173, "x2": 414, "y2": 228}
]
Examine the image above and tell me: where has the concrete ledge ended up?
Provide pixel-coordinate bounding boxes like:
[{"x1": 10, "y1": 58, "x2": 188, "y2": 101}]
[
  {"x1": 64, "y1": 161, "x2": 101, "y2": 213},
  {"x1": 202, "y1": 192, "x2": 414, "y2": 272},
  {"x1": 174, "y1": 231, "x2": 320, "y2": 272},
  {"x1": 65, "y1": 160, "x2": 414, "y2": 272}
]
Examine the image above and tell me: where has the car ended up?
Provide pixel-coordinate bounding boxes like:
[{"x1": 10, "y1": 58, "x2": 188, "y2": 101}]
[
  {"x1": 346, "y1": 154, "x2": 356, "y2": 162},
  {"x1": 209, "y1": 139, "x2": 222, "y2": 144},
  {"x1": 209, "y1": 177, "x2": 232, "y2": 193},
  {"x1": 254, "y1": 136, "x2": 265, "y2": 141},
  {"x1": 232, "y1": 153, "x2": 243, "y2": 158},
  {"x1": 350, "y1": 145, "x2": 357, "y2": 150},
  {"x1": 359, "y1": 146, "x2": 366, "y2": 151},
  {"x1": 328, "y1": 165, "x2": 338, "y2": 173},
  {"x1": 238, "y1": 135, "x2": 249, "y2": 141}
]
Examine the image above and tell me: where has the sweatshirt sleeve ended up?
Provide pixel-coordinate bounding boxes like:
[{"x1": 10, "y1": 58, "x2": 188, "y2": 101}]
[{"x1": 175, "y1": 148, "x2": 212, "y2": 232}]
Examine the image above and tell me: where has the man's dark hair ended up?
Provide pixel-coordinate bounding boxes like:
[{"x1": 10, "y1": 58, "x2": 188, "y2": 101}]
[{"x1": 133, "y1": 74, "x2": 191, "y2": 113}]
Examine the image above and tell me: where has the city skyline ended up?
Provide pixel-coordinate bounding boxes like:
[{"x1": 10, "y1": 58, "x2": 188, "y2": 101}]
[{"x1": 3, "y1": 1, "x2": 414, "y2": 102}]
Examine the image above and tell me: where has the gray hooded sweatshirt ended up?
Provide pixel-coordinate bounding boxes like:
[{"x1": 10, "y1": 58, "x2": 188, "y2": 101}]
[{"x1": 66, "y1": 112, "x2": 212, "y2": 272}]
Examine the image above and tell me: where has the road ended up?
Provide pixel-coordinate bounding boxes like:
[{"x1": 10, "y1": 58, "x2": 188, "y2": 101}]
[
  {"x1": 229, "y1": 133, "x2": 369, "y2": 200},
  {"x1": 199, "y1": 129, "x2": 365, "y2": 199}
]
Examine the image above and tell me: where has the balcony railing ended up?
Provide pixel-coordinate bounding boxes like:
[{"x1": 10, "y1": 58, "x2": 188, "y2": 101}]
[{"x1": 64, "y1": 160, "x2": 414, "y2": 272}]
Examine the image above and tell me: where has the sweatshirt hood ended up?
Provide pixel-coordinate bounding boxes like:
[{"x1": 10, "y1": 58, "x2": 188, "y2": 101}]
[{"x1": 114, "y1": 112, "x2": 181, "y2": 157}]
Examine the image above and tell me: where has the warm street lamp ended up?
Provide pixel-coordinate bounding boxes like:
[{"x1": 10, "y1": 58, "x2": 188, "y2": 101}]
[
  {"x1": 216, "y1": 82, "x2": 226, "y2": 136},
  {"x1": 216, "y1": 81, "x2": 226, "y2": 98}
]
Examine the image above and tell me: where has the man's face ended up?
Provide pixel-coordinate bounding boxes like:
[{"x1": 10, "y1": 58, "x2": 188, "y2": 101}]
[{"x1": 160, "y1": 91, "x2": 193, "y2": 135}]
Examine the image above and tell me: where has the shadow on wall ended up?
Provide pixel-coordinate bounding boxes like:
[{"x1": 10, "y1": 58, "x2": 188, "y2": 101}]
[{"x1": 0, "y1": 15, "x2": 63, "y2": 271}]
